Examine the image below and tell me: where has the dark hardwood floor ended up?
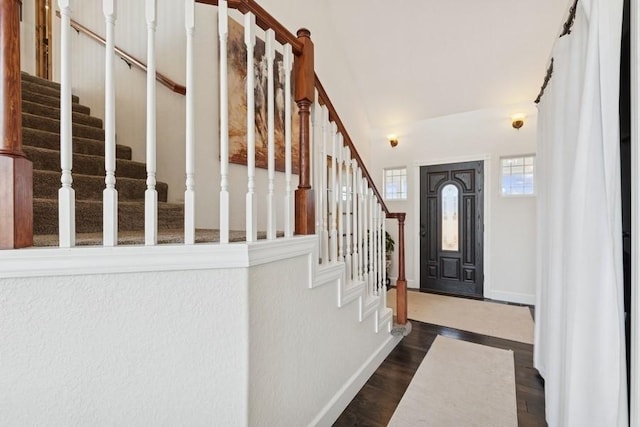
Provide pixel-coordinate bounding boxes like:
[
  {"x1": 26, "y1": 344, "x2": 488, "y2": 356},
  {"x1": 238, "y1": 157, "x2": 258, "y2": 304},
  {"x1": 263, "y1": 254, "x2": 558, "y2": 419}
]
[{"x1": 333, "y1": 320, "x2": 547, "y2": 427}]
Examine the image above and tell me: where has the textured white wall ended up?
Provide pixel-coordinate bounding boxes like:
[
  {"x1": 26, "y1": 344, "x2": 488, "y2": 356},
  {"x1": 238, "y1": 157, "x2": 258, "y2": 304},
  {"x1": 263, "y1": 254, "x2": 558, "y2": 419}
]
[
  {"x1": 370, "y1": 103, "x2": 538, "y2": 304},
  {"x1": 0, "y1": 268, "x2": 250, "y2": 426},
  {"x1": 248, "y1": 256, "x2": 393, "y2": 425},
  {"x1": 20, "y1": 0, "x2": 36, "y2": 74}
]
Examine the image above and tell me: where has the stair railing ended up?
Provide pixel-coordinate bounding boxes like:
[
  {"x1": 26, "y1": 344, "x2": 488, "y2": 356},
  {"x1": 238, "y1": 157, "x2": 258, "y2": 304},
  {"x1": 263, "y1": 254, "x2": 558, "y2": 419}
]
[{"x1": 0, "y1": 0, "x2": 408, "y2": 324}]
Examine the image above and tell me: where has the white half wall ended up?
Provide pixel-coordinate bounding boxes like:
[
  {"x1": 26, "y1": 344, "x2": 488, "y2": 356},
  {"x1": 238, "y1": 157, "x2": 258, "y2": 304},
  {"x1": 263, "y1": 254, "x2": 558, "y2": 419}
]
[
  {"x1": 371, "y1": 103, "x2": 537, "y2": 304},
  {"x1": 0, "y1": 237, "x2": 398, "y2": 425}
]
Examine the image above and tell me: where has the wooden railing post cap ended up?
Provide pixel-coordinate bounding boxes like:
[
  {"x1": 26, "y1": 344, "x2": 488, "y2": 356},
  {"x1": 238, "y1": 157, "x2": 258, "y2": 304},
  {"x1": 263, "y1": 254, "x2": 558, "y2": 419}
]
[{"x1": 297, "y1": 28, "x2": 311, "y2": 38}]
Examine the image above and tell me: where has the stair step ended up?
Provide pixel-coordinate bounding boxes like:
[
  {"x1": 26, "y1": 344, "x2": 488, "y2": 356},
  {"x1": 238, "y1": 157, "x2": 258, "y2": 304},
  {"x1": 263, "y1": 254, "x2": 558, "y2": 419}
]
[
  {"x1": 21, "y1": 89, "x2": 90, "y2": 115},
  {"x1": 34, "y1": 198, "x2": 184, "y2": 234},
  {"x1": 33, "y1": 228, "x2": 274, "y2": 247},
  {"x1": 21, "y1": 72, "x2": 62, "y2": 90},
  {"x1": 22, "y1": 128, "x2": 132, "y2": 160},
  {"x1": 23, "y1": 112, "x2": 104, "y2": 141},
  {"x1": 23, "y1": 100, "x2": 103, "y2": 129},
  {"x1": 24, "y1": 146, "x2": 147, "y2": 179},
  {"x1": 22, "y1": 80, "x2": 80, "y2": 103},
  {"x1": 34, "y1": 170, "x2": 168, "y2": 202}
]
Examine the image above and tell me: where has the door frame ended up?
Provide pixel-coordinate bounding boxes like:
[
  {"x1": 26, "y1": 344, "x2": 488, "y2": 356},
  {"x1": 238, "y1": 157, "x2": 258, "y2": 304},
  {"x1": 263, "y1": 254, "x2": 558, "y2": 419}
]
[{"x1": 413, "y1": 154, "x2": 492, "y2": 299}]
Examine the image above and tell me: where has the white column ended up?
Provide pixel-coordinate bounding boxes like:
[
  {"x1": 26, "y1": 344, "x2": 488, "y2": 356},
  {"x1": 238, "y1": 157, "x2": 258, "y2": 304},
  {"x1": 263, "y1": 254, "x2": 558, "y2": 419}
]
[
  {"x1": 329, "y1": 123, "x2": 338, "y2": 262},
  {"x1": 283, "y1": 43, "x2": 293, "y2": 238},
  {"x1": 144, "y1": 0, "x2": 158, "y2": 246},
  {"x1": 218, "y1": 0, "x2": 229, "y2": 244},
  {"x1": 265, "y1": 29, "x2": 276, "y2": 240},
  {"x1": 57, "y1": 0, "x2": 75, "y2": 248},
  {"x1": 321, "y1": 106, "x2": 330, "y2": 263},
  {"x1": 184, "y1": 0, "x2": 196, "y2": 244},
  {"x1": 244, "y1": 12, "x2": 257, "y2": 242},
  {"x1": 103, "y1": 0, "x2": 118, "y2": 247}
]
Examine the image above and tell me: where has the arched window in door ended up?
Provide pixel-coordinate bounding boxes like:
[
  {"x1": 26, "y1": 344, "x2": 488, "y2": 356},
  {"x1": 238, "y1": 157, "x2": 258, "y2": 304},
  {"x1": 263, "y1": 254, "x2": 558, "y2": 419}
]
[{"x1": 441, "y1": 184, "x2": 459, "y2": 251}]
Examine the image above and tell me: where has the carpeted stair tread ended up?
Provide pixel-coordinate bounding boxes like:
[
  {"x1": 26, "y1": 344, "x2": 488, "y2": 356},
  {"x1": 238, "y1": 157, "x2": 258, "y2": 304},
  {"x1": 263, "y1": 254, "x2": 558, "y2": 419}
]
[
  {"x1": 21, "y1": 72, "x2": 62, "y2": 90},
  {"x1": 34, "y1": 170, "x2": 168, "y2": 202},
  {"x1": 22, "y1": 127, "x2": 132, "y2": 160},
  {"x1": 24, "y1": 146, "x2": 147, "y2": 179},
  {"x1": 22, "y1": 89, "x2": 90, "y2": 115},
  {"x1": 34, "y1": 198, "x2": 183, "y2": 234},
  {"x1": 22, "y1": 79, "x2": 80, "y2": 103},
  {"x1": 33, "y1": 228, "x2": 279, "y2": 247},
  {"x1": 23, "y1": 112, "x2": 104, "y2": 140},
  {"x1": 23, "y1": 100, "x2": 103, "y2": 128}
]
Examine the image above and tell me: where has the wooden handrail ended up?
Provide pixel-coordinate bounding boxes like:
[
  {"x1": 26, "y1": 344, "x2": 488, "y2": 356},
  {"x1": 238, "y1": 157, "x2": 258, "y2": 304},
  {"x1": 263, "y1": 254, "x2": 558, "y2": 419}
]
[
  {"x1": 56, "y1": 11, "x2": 186, "y2": 96},
  {"x1": 314, "y1": 77, "x2": 390, "y2": 216},
  {"x1": 196, "y1": 0, "x2": 303, "y2": 55}
]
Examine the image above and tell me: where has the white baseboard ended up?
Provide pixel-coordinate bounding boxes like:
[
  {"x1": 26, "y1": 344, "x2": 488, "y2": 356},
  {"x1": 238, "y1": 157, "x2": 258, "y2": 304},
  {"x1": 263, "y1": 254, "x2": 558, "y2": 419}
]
[
  {"x1": 387, "y1": 277, "x2": 418, "y2": 289},
  {"x1": 309, "y1": 334, "x2": 402, "y2": 426},
  {"x1": 485, "y1": 290, "x2": 535, "y2": 305}
]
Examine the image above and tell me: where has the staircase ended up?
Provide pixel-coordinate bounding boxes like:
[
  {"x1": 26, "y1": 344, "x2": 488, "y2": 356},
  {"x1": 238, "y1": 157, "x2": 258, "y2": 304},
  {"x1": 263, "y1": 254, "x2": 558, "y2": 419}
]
[{"x1": 22, "y1": 72, "x2": 184, "y2": 246}]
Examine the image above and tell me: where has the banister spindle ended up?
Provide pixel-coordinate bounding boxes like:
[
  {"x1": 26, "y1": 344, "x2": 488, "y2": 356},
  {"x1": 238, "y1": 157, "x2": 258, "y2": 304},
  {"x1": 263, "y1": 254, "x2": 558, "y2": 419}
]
[
  {"x1": 266, "y1": 29, "x2": 276, "y2": 240},
  {"x1": 57, "y1": 0, "x2": 75, "y2": 248},
  {"x1": 382, "y1": 210, "x2": 387, "y2": 294},
  {"x1": 379, "y1": 205, "x2": 385, "y2": 294},
  {"x1": 245, "y1": 13, "x2": 257, "y2": 242},
  {"x1": 362, "y1": 181, "x2": 369, "y2": 289},
  {"x1": 313, "y1": 99, "x2": 322, "y2": 251},
  {"x1": 352, "y1": 159, "x2": 359, "y2": 281},
  {"x1": 371, "y1": 190, "x2": 378, "y2": 295},
  {"x1": 320, "y1": 106, "x2": 330, "y2": 263},
  {"x1": 356, "y1": 167, "x2": 364, "y2": 281},
  {"x1": 218, "y1": 0, "x2": 229, "y2": 243},
  {"x1": 103, "y1": 0, "x2": 118, "y2": 246},
  {"x1": 344, "y1": 147, "x2": 352, "y2": 280},
  {"x1": 283, "y1": 43, "x2": 293, "y2": 238},
  {"x1": 337, "y1": 134, "x2": 344, "y2": 262},
  {"x1": 145, "y1": 0, "x2": 158, "y2": 246},
  {"x1": 329, "y1": 123, "x2": 338, "y2": 262},
  {"x1": 184, "y1": 0, "x2": 196, "y2": 244}
]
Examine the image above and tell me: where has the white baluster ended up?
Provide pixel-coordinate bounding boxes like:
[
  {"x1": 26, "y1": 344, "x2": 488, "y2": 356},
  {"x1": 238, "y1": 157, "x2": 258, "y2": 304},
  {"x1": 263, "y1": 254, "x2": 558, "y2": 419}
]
[
  {"x1": 265, "y1": 29, "x2": 276, "y2": 240},
  {"x1": 357, "y1": 168, "x2": 363, "y2": 281},
  {"x1": 218, "y1": 0, "x2": 229, "y2": 243},
  {"x1": 382, "y1": 209, "x2": 387, "y2": 298},
  {"x1": 329, "y1": 123, "x2": 338, "y2": 262},
  {"x1": 337, "y1": 134, "x2": 344, "y2": 262},
  {"x1": 379, "y1": 204, "x2": 385, "y2": 295},
  {"x1": 184, "y1": 0, "x2": 196, "y2": 244},
  {"x1": 244, "y1": 13, "x2": 257, "y2": 242},
  {"x1": 145, "y1": 0, "x2": 158, "y2": 246},
  {"x1": 344, "y1": 147, "x2": 352, "y2": 280},
  {"x1": 283, "y1": 43, "x2": 293, "y2": 238},
  {"x1": 371, "y1": 192, "x2": 377, "y2": 295},
  {"x1": 362, "y1": 181, "x2": 369, "y2": 289},
  {"x1": 321, "y1": 106, "x2": 330, "y2": 264},
  {"x1": 352, "y1": 160, "x2": 359, "y2": 281},
  {"x1": 375, "y1": 201, "x2": 381, "y2": 295},
  {"x1": 103, "y1": 0, "x2": 118, "y2": 246},
  {"x1": 58, "y1": 0, "x2": 75, "y2": 248},
  {"x1": 313, "y1": 100, "x2": 322, "y2": 254},
  {"x1": 369, "y1": 188, "x2": 375, "y2": 295}
]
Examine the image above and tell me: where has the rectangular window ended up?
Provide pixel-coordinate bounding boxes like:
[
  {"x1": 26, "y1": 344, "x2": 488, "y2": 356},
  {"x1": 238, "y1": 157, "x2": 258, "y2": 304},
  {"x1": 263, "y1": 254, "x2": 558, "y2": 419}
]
[
  {"x1": 384, "y1": 167, "x2": 407, "y2": 200},
  {"x1": 501, "y1": 155, "x2": 535, "y2": 196}
]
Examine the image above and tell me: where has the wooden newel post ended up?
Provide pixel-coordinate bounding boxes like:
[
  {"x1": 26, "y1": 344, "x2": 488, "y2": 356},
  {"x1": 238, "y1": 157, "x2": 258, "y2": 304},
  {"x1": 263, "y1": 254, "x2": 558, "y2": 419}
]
[
  {"x1": 0, "y1": 0, "x2": 33, "y2": 249},
  {"x1": 395, "y1": 213, "x2": 407, "y2": 324},
  {"x1": 293, "y1": 28, "x2": 315, "y2": 235}
]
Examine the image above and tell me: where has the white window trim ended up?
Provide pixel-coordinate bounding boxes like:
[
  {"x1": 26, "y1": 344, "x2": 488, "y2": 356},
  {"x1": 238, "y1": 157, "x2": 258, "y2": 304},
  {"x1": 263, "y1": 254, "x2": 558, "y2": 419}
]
[{"x1": 500, "y1": 154, "x2": 536, "y2": 198}]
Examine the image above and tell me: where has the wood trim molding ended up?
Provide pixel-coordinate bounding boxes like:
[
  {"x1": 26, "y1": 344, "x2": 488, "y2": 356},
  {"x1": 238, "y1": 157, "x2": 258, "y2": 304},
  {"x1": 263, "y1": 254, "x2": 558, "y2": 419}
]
[{"x1": 56, "y1": 11, "x2": 186, "y2": 95}]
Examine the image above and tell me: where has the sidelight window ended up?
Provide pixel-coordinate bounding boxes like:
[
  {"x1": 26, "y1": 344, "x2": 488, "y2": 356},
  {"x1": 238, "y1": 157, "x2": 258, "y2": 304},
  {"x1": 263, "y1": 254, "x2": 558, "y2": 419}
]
[{"x1": 441, "y1": 184, "x2": 459, "y2": 251}]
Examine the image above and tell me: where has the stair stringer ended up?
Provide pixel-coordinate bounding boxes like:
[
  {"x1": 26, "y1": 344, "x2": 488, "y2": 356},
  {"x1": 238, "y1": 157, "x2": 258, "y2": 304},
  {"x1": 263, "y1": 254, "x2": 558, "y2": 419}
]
[{"x1": 311, "y1": 260, "x2": 392, "y2": 335}]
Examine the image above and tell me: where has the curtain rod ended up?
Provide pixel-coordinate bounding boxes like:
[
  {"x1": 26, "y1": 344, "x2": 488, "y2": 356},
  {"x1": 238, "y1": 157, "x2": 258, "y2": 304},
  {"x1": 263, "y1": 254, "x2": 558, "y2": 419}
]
[{"x1": 534, "y1": 0, "x2": 579, "y2": 104}]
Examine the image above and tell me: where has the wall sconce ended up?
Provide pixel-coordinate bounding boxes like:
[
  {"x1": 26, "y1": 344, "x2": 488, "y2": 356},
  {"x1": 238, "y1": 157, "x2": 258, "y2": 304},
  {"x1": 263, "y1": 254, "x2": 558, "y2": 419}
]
[
  {"x1": 388, "y1": 134, "x2": 399, "y2": 148},
  {"x1": 511, "y1": 114, "x2": 525, "y2": 130}
]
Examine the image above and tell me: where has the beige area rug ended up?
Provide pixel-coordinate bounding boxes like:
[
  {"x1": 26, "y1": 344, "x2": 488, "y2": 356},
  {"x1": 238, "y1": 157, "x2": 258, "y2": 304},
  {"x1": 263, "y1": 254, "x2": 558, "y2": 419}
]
[
  {"x1": 388, "y1": 335, "x2": 518, "y2": 427},
  {"x1": 387, "y1": 289, "x2": 534, "y2": 344}
]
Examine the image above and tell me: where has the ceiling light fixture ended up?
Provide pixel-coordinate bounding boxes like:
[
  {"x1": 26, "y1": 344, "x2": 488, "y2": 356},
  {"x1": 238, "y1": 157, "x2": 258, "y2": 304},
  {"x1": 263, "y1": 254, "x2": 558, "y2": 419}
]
[
  {"x1": 388, "y1": 134, "x2": 399, "y2": 148},
  {"x1": 511, "y1": 114, "x2": 525, "y2": 130}
]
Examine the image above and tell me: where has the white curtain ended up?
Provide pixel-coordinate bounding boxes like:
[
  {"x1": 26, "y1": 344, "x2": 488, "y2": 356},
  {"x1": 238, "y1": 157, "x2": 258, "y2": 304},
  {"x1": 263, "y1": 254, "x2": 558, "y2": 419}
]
[{"x1": 534, "y1": 0, "x2": 627, "y2": 426}]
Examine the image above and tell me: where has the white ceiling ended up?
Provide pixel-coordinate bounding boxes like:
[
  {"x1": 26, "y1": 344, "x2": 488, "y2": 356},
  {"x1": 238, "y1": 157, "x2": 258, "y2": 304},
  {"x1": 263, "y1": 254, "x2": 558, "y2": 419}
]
[{"x1": 325, "y1": 0, "x2": 573, "y2": 129}]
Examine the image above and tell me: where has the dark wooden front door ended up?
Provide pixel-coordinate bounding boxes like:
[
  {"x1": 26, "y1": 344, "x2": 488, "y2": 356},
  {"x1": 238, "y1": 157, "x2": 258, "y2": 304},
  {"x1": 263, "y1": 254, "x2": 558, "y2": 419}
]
[{"x1": 420, "y1": 161, "x2": 484, "y2": 297}]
